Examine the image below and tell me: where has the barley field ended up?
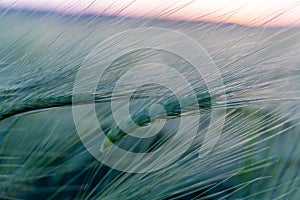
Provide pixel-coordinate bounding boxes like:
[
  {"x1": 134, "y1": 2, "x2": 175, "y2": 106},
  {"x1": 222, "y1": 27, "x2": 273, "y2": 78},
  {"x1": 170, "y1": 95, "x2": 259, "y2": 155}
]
[{"x1": 0, "y1": 4, "x2": 300, "y2": 200}]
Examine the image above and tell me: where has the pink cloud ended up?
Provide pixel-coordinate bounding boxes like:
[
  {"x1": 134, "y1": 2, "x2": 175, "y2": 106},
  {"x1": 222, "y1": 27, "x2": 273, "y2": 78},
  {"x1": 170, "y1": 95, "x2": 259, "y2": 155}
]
[{"x1": 1, "y1": 0, "x2": 299, "y2": 27}]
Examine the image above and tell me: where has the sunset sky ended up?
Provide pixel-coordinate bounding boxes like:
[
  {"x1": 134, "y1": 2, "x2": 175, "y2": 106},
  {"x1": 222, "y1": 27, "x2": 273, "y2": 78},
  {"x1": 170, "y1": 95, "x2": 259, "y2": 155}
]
[{"x1": 1, "y1": 0, "x2": 300, "y2": 27}]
